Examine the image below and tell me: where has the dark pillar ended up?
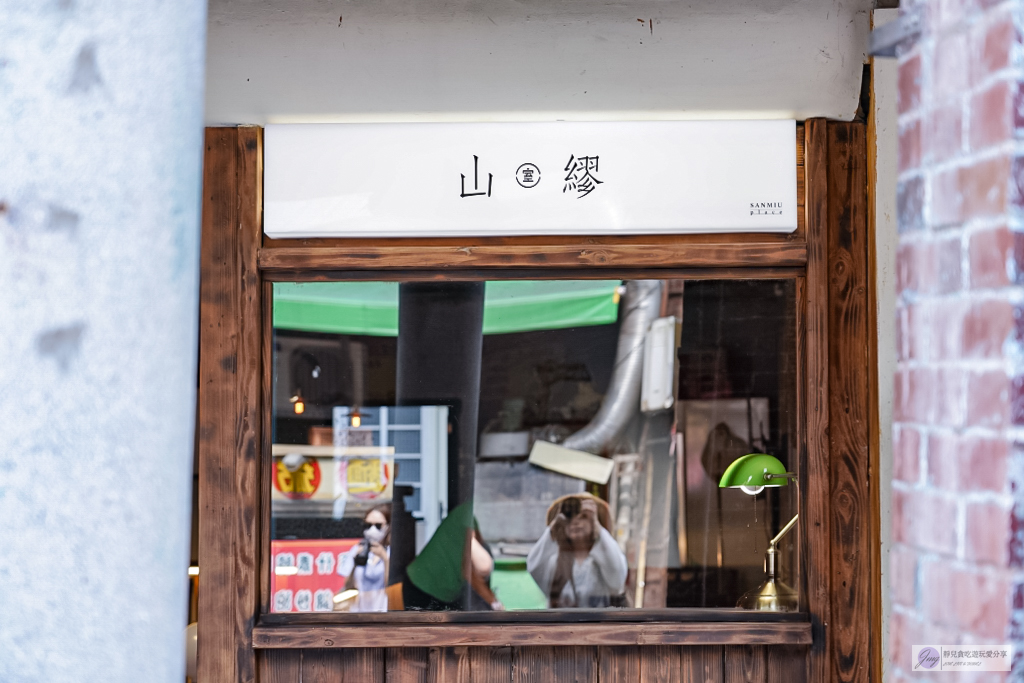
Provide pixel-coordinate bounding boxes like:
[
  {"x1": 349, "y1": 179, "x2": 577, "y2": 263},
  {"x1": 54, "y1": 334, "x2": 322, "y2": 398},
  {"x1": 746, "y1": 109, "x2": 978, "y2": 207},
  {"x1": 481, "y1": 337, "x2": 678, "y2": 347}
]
[
  {"x1": 393, "y1": 282, "x2": 484, "y2": 597},
  {"x1": 396, "y1": 282, "x2": 484, "y2": 507}
]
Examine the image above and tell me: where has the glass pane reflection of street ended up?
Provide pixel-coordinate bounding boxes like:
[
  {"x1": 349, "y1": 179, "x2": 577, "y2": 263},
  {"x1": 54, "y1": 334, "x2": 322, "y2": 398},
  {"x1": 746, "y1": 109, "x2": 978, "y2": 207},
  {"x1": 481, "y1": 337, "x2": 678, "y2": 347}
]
[{"x1": 269, "y1": 279, "x2": 799, "y2": 613}]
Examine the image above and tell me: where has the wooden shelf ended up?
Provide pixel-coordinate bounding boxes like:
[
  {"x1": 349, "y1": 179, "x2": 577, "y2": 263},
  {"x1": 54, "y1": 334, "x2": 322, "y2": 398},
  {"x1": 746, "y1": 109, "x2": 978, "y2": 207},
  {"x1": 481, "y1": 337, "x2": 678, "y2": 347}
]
[{"x1": 252, "y1": 620, "x2": 812, "y2": 649}]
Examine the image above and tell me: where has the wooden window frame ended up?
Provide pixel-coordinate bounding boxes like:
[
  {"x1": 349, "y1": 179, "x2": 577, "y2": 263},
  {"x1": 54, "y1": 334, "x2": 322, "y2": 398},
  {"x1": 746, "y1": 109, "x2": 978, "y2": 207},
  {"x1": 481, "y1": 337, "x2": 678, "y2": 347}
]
[{"x1": 197, "y1": 120, "x2": 877, "y2": 683}]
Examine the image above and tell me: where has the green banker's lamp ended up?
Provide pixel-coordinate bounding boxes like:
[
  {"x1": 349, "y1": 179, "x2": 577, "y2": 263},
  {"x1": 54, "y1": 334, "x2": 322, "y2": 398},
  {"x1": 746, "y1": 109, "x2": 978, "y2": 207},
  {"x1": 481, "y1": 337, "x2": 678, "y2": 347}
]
[{"x1": 718, "y1": 454, "x2": 799, "y2": 612}]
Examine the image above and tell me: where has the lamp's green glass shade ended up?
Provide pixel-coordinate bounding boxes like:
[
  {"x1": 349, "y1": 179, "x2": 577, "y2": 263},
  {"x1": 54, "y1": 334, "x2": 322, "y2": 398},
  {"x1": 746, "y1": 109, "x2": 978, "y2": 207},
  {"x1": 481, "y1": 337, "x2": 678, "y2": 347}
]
[{"x1": 718, "y1": 453, "x2": 789, "y2": 489}]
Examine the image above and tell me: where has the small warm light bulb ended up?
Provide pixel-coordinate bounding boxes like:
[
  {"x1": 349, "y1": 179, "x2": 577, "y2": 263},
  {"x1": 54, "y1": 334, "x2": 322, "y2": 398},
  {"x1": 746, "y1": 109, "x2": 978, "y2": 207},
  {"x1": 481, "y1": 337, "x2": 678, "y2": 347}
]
[
  {"x1": 351, "y1": 413, "x2": 361, "y2": 428},
  {"x1": 188, "y1": 566, "x2": 199, "y2": 576},
  {"x1": 293, "y1": 399, "x2": 305, "y2": 415},
  {"x1": 740, "y1": 485, "x2": 765, "y2": 496}
]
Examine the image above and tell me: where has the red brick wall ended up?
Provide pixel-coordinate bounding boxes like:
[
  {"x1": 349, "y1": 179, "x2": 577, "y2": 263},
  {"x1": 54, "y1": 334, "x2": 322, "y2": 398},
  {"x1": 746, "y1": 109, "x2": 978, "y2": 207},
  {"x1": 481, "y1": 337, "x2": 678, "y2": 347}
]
[{"x1": 892, "y1": 0, "x2": 1023, "y2": 679}]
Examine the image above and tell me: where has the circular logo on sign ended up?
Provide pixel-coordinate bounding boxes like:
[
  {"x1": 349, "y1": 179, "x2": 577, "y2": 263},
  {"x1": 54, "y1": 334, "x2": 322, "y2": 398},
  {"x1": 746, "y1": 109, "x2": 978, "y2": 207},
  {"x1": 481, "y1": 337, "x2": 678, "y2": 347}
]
[
  {"x1": 516, "y1": 163, "x2": 541, "y2": 188},
  {"x1": 274, "y1": 457, "x2": 322, "y2": 499},
  {"x1": 916, "y1": 647, "x2": 940, "y2": 670}
]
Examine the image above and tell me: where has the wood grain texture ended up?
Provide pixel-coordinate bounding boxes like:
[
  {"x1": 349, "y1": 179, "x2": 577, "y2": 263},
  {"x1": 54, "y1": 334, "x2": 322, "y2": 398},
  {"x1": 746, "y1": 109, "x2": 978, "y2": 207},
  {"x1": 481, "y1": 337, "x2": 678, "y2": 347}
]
[
  {"x1": 600, "y1": 646, "x2": 641, "y2": 683},
  {"x1": 723, "y1": 646, "x2": 766, "y2": 683},
  {"x1": 639, "y1": 645, "x2": 682, "y2": 683},
  {"x1": 766, "y1": 645, "x2": 808, "y2": 683},
  {"x1": 427, "y1": 647, "x2": 471, "y2": 683},
  {"x1": 386, "y1": 649, "x2": 430, "y2": 683},
  {"x1": 826, "y1": 122, "x2": 872, "y2": 683},
  {"x1": 259, "y1": 649, "x2": 301, "y2": 683},
  {"x1": 259, "y1": 241, "x2": 807, "y2": 272},
  {"x1": 197, "y1": 126, "x2": 263, "y2": 683},
  {"x1": 468, "y1": 647, "x2": 513, "y2": 683},
  {"x1": 348, "y1": 649, "x2": 388, "y2": 683},
  {"x1": 865, "y1": 90, "x2": 885, "y2": 683},
  {"x1": 301, "y1": 648, "x2": 337, "y2": 683},
  {"x1": 263, "y1": 266, "x2": 805, "y2": 284},
  {"x1": 513, "y1": 646, "x2": 598, "y2": 683},
  {"x1": 802, "y1": 118, "x2": 832, "y2": 683},
  {"x1": 252, "y1": 622, "x2": 813, "y2": 649},
  {"x1": 259, "y1": 608, "x2": 805, "y2": 626},
  {"x1": 681, "y1": 646, "x2": 723, "y2": 683},
  {"x1": 260, "y1": 279, "x2": 274, "y2": 615}
]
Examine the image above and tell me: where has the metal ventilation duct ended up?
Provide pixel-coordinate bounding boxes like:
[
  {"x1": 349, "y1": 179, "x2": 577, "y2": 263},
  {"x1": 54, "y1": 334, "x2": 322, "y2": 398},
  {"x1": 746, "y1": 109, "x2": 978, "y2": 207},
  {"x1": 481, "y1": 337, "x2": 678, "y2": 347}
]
[{"x1": 562, "y1": 280, "x2": 663, "y2": 454}]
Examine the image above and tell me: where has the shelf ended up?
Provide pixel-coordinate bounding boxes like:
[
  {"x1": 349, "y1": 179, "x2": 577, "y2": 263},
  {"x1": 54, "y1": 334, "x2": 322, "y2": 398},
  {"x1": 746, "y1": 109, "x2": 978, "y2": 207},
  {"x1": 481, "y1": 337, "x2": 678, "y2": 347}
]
[{"x1": 252, "y1": 620, "x2": 812, "y2": 649}]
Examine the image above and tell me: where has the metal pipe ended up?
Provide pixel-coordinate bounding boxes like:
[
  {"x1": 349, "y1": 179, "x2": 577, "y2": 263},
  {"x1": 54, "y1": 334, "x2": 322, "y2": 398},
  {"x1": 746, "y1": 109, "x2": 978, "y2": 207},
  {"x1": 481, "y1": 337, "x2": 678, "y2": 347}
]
[{"x1": 563, "y1": 280, "x2": 663, "y2": 454}]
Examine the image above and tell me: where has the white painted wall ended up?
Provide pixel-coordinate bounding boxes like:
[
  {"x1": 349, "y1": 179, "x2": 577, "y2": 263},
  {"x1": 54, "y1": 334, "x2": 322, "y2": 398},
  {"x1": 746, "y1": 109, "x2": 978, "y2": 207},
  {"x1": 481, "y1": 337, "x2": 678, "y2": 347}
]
[
  {"x1": 206, "y1": 0, "x2": 872, "y2": 124},
  {"x1": 872, "y1": 8, "x2": 898, "y2": 681}
]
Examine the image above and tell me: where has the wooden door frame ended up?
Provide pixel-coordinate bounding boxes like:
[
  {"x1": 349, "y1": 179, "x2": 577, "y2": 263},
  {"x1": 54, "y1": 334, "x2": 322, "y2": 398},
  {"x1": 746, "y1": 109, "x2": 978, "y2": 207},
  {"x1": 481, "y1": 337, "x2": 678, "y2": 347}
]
[{"x1": 196, "y1": 120, "x2": 877, "y2": 683}]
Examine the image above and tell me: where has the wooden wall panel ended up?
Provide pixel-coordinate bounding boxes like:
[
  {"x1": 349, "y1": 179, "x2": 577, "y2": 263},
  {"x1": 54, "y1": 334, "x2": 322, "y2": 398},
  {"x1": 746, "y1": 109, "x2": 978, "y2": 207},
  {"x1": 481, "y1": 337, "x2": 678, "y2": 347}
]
[
  {"x1": 767, "y1": 646, "x2": 808, "y2": 683},
  {"x1": 826, "y1": 123, "x2": 872, "y2": 683},
  {"x1": 301, "y1": 649, "x2": 336, "y2": 683},
  {"x1": 599, "y1": 647, "x2": 642, "y2": 682},
  {"x1": 468, "y1": 647, "x2": 513, "y2": 683},
  {"x1": 197, "y1": 126, "x2": 263, "y2": 683},
  {"x1": 514, "y1": 646, "x2": 599, "y2": 683},
  {"x1": 257, "y1": 641, "x2": 806, "y2": 682},
  {"x1": 639, "y1": 646, "x2": 681, "y2": 683},
  {"x1": 259, "y1": 649, "x2": 301, "y2": 683},
  {"x1": 386, "y1": 649, "x2": 430, "y2": 683},
  {"x1": 723, "y1": 646, "x2": 766, "y2": 683},
  {"x1": 681, "y1": 646, "x2": 723, "y2": 683}
]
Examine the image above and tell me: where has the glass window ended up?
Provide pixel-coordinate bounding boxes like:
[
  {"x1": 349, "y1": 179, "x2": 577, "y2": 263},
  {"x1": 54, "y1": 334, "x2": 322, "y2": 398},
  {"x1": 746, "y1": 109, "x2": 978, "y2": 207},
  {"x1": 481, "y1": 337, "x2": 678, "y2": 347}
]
[{"x1": 269, "y1": 279, "x2": 799, "y2": 614}]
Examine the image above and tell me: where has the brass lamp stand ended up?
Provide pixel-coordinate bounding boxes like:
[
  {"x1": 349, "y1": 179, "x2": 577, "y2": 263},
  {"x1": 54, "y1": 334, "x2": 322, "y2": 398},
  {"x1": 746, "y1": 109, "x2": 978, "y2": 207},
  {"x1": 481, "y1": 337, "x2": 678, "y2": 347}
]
[{"x1": 736, "y1": 513, "x2": 798, "y2": 612}]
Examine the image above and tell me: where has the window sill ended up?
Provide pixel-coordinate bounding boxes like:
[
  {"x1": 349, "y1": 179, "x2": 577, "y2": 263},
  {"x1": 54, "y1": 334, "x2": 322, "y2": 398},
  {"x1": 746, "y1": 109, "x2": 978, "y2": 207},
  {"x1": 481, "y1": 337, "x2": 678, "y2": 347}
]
[{"x1": 252, "y1": 617, "x2": 811, "y2": 649}]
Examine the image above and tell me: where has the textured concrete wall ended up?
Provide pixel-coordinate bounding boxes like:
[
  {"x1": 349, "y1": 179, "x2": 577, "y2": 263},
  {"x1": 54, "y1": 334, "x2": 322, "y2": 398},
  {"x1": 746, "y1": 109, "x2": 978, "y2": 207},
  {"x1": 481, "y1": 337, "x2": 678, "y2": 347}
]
[
  {"x1": 0, "y1": 2, "x2": 207, "y2": 681},
  {"x1": 206, "y1": 0, "x2": 871, "y2": 125}
]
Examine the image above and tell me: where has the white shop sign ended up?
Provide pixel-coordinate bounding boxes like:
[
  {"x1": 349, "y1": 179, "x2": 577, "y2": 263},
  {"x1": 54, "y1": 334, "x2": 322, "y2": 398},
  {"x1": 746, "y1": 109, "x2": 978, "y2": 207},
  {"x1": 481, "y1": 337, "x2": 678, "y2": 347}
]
[{"x1": 264, "y1": 120, "x2": 797, "y2": 238}]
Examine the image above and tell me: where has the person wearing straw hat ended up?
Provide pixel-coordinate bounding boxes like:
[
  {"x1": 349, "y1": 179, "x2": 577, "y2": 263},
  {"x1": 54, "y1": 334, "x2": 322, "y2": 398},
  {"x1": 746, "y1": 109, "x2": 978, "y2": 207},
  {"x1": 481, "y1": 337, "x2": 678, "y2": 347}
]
[{"x1": 527, "y1": 493, "x2": 627, "y2": 608}]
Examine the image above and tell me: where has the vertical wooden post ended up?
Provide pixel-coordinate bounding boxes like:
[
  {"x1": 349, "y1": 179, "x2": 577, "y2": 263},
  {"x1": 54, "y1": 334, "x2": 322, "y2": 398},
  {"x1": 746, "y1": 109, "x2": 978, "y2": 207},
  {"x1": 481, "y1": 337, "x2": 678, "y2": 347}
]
[
  {"x1": 803, "y1": 118, "x2": 833, "y2": 683},
  {"x1": 197, "y1": 126, "x2": 263, "y2": 683},
  {"x1": 826, "y1": 122, "x2": 873, "y2": 683}
]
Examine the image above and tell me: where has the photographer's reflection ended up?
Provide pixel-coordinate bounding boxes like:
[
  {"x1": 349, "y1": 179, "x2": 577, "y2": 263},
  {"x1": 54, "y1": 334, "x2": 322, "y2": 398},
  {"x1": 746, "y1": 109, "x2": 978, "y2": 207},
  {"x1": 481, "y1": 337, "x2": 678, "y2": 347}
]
[
  {"x1": 527, "y1": 494, "x2": 627, "y2": 608},
  {"x1": 339, "y1": 504, "x2": 391, "y2": 612}
]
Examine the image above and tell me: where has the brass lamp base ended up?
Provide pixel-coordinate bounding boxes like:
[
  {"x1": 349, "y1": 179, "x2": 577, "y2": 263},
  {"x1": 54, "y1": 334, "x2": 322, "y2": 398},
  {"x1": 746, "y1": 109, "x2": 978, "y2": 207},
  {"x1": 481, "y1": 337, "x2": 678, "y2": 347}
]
[
  {"x1": 736, "y1": 577, "x2": 799, "y2": 612},
  {"x1": 736, "y1": 513, "x2": 799, "y2": 612}
]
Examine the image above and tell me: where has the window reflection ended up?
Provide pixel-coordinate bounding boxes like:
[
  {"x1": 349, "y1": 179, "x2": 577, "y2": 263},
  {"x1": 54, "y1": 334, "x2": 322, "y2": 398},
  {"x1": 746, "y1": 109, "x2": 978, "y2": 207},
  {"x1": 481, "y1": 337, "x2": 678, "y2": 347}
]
[{"x1": 269, "y1": 279, "x2": 798, "y2": 613}]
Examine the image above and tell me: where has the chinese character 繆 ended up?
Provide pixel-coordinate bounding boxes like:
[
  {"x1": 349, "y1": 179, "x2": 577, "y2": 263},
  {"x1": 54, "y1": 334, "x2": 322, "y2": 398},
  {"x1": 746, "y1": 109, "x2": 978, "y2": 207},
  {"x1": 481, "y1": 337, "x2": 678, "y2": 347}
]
[{"x1": 563, "y1": 155, "x2": 603, "y2": 198}]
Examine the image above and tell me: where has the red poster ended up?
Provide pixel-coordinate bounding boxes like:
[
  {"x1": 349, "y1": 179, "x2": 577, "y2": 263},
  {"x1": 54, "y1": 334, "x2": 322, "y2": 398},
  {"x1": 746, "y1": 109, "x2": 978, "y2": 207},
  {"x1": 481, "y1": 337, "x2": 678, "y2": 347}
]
[{"x1": 271, "y1": 538, "x2": 360, "y2": 612}]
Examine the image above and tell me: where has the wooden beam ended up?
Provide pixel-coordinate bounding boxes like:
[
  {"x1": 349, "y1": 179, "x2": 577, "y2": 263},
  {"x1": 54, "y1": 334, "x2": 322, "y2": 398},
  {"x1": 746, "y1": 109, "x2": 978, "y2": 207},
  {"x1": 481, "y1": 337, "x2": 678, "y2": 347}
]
[
  {"x1": 252, "y1": 622, "x2": 813, "y2": 649},
  {"x1": 802, "y1": 118, "x2": 832, "y2": 683},
  {"x1": 826, "y1": 122, "x2": 873, "y2": 683},
  {"x1": 196, "y1": 126, "x2": 263, "y2": 683},
  {"x1": 258, "y1": 241, "x2": 808, "y2": 272}
]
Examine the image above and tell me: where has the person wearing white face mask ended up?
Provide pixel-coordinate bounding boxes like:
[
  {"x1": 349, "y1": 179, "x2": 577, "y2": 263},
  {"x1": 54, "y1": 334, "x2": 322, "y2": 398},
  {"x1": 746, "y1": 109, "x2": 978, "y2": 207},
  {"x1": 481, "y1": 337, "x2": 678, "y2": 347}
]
[{"x1": 338, "y1": 504, "x2": 391, "y2": 612}]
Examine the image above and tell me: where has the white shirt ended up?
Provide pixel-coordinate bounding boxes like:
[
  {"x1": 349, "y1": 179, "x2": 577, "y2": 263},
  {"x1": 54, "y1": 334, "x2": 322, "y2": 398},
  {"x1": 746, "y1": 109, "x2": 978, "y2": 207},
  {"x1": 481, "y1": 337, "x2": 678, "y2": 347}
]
[
  {"x1": 526, "y1": 526, "x2": 628, "y2": 608},
  {"x1": 339, "y1": 544, "x2": 390, "y2": 613}
]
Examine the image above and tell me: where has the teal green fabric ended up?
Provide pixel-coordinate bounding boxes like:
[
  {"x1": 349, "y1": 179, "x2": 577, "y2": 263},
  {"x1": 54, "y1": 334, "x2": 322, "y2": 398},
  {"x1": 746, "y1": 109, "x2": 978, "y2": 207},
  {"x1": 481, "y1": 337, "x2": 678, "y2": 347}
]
[
  {"x1": 405, "y1": 501, "x2": 475, "y2": 603},
  {"x1": 490, "y1": 563, "x2": 548, "y2": 610},
  {"x1": 273, "y1": 280, "x2": 621, "y2": 336}
]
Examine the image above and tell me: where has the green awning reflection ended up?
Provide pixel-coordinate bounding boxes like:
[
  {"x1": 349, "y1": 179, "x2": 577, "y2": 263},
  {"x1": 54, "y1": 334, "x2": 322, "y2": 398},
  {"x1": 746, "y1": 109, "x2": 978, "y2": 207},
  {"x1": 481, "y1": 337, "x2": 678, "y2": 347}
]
[{"x1": 273, "y1": 280, "x2": 622, "y2": 336}]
